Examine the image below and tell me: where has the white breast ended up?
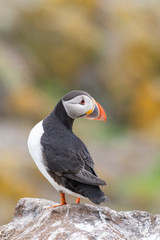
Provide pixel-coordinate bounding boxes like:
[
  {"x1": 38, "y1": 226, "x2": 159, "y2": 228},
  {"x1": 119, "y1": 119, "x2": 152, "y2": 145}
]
[{"x1": 27, "y1": 121, "x2": 82, "y2": 198}]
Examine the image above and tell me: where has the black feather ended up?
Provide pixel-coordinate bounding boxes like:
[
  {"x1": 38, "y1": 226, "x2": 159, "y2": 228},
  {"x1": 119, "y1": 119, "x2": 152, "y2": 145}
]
[{"x1": 41, "y1": 98, "x2": 108, "y2": 204}]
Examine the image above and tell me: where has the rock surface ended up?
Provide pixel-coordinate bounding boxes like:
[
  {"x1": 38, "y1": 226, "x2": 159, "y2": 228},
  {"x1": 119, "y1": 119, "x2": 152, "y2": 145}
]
[{"x1": 0, "y1": 198, "x2": 160, "y2": 240}]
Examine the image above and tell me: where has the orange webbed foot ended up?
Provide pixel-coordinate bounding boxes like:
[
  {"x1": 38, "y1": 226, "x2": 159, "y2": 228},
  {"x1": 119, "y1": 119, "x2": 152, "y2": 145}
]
[
  {"x1": 47, "y1": 192, "x2": 67, "y2": 209},
  {"x1": 75, "y1": 197, "x2": 80, "y2": 204}
]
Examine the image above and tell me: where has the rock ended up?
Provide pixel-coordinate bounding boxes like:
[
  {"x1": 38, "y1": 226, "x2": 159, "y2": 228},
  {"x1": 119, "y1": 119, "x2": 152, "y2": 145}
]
[{"x1": 0, "y1": 198, "x2": 160, "y2": 240}]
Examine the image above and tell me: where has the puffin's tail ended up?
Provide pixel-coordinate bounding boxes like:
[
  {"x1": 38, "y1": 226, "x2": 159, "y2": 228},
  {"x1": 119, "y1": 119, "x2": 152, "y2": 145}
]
[
  {"x1": 79, "y1": 184, "x2": 110, "y2": 204},
  {"x1": 65, "y1": 178, "x2": 109, "y2": 204}
]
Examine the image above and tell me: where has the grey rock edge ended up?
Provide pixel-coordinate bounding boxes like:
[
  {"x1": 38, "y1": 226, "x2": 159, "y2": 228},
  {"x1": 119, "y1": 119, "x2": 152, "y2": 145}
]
[{"x1": 0, "y1": 198, "x2": 160, "y2": 240}]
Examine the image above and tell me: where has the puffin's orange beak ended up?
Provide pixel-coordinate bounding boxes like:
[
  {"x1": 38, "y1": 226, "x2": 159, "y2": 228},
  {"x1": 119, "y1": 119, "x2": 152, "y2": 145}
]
[{"x1": 85, "y1": 100, "x2": 107, "y2": 121}]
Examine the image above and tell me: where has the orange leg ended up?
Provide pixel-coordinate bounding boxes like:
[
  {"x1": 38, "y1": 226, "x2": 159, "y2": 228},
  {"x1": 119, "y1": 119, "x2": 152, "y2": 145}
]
[
  {"x1": 75, "y1": 197, "x2": 80, "y2": 204},
  {"x1": 47, "y1": 192, "x2": 67, "y2": 208}
]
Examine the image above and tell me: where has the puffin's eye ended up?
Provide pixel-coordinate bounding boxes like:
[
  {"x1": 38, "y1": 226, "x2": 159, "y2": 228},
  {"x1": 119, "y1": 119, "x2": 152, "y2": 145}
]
[{"x1": 80, "y1": 99, "x2": 85, "y2": 105}]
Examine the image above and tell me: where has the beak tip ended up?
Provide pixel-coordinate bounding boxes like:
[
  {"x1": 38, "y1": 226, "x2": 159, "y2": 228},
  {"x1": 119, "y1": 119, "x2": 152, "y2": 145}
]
[
  {"x1": 100, "y1": 116, "x2": 107, "y2": 122},
  {"x1": 85, "y1": 100, "x2": 107, "y2": 121},
  {"x1": 96, "y1": 101, "x2": 107, "y2": 122}
]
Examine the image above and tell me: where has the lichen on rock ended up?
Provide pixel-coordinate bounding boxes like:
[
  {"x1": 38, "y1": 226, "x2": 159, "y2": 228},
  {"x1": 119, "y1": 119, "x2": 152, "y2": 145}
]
[{"x1": 0, "y1": 198, "x2": 160, "y2": 240}]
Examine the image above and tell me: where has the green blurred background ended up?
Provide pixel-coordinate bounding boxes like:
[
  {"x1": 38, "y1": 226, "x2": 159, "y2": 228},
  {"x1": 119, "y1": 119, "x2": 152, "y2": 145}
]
[{"x1": 0, "y1": 0, "x2": 160, "y2": 225}]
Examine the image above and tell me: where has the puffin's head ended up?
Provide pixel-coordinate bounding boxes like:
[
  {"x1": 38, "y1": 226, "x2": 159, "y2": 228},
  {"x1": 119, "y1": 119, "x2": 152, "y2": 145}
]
[{"x1": 62, "y1": 90, "x2": 106, "y2": 121}]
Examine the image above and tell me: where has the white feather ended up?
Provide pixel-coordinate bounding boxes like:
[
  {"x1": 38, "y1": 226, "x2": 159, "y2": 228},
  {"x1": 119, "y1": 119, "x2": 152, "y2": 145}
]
[{"x1": 28, "y1": 121, "x2": 82, "y2": 198}]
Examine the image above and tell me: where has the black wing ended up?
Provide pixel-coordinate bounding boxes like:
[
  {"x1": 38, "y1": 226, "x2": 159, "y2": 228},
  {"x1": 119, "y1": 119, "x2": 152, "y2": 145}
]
[{"x1": 41, "y1": 132, "x2": 106, "y2": 186}]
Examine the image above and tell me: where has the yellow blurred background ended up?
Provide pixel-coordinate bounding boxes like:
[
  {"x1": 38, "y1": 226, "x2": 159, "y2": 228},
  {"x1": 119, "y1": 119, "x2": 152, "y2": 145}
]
[{"x1": 0, "y1": 0, "x2": 160, "y2": 225}]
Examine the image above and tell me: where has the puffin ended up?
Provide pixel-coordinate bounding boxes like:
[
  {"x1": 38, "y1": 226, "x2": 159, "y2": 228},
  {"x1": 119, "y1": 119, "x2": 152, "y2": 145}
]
[{"x1": 28, "y1": 90, "x2": 108, "y2": 207}]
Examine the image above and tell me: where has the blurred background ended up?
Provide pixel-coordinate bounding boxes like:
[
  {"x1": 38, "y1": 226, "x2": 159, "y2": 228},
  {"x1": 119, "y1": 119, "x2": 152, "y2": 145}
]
[{"x1": 0, "y1": 0, "x2": 160, "y2": 225}]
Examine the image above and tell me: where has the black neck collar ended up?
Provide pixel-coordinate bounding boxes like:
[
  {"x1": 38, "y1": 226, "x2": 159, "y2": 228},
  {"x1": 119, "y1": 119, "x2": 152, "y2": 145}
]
[{"x1": 49, "y1": 100, "x2": 74, "y2": 130}]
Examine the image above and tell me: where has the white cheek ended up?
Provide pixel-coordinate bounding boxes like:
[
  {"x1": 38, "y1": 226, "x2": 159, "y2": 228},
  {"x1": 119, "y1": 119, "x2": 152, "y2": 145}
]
[
  {"x1": 73, "y1": 105, "x2": 88, "y2": 117},
  {"x1": 62, "y1": 100, "x2": 76, "y2": 119},
  {"x1": 62, "y1": 99, "x2": 93, "y2": 119},
  {"x1": 63, "y1": 102, "x2": 85, "y2": 119}
]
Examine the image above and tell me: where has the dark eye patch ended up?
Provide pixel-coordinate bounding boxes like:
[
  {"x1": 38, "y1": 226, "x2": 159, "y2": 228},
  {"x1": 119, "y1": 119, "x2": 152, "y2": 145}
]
[{"x1": 80, "y1": 99, "x2": 85, "y2": 105}]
